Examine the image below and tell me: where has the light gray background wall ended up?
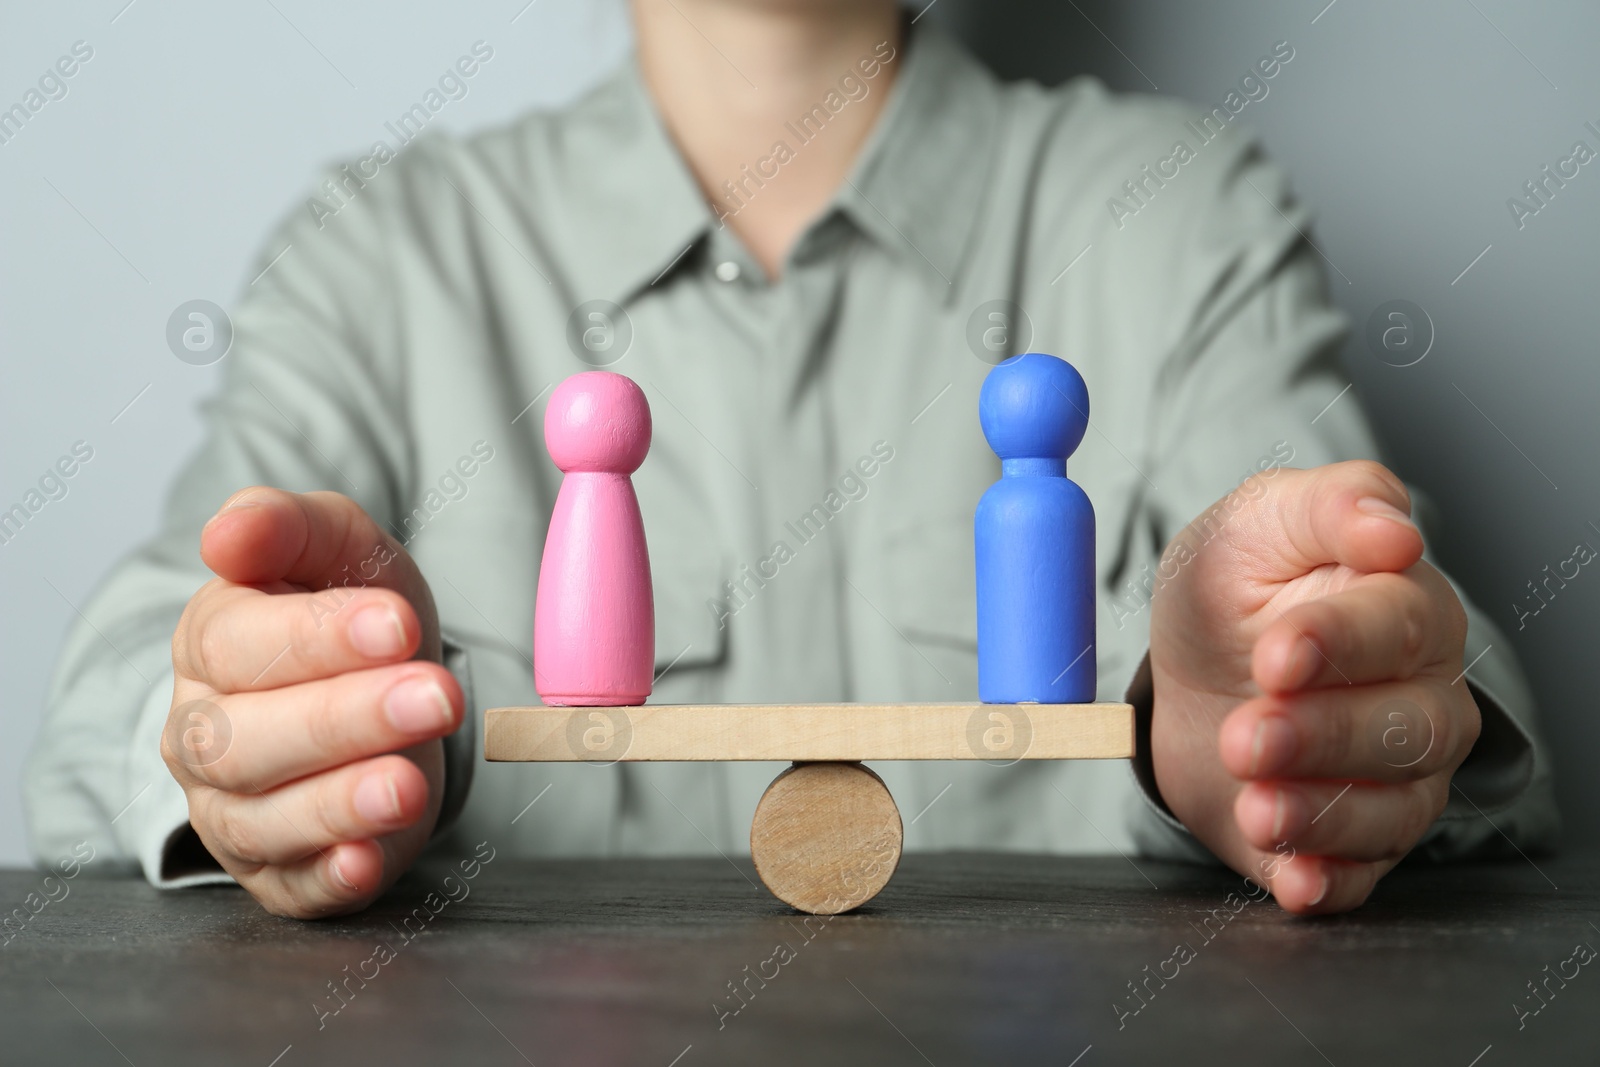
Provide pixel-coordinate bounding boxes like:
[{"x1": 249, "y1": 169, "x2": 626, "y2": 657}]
[{"x1": 2, "y1": 0, "x2": 1595, "y2": 867}]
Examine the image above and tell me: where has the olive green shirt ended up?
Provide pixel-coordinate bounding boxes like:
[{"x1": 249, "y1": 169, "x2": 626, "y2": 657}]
[{"x1": 25, "y1": 23, "x2": 1557, "y2": 886}]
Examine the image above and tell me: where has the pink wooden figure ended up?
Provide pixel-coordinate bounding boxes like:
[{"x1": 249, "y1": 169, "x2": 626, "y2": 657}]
[{"x1": 533, "y1": 372, "x2": 654, "y2": 706}]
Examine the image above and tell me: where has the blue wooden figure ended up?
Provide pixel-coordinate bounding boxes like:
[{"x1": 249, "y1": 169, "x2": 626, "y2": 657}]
[{"x1": 975, "y1": 352, "x2": 1096, "y2": 703}]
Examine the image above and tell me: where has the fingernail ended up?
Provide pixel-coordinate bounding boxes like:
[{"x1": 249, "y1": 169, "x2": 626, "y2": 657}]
[
  {"x1": 350, "y1": 606, "x2": 406, "y2": 659},
  {"x1": 1306, "y1": 871, "x2": 1329, "y2": 907},
  {"x1": 202, "y1": 500, "x2": 261, "y2": 534},
  {"x1": 329, "y1": 857, "x2": 358, "y2": 891},
  {"x1": 1282, "y1": 637, "x2": 1321, "y2": 689},
  {"x1": 384, "y1": 678, "x2": 454, "y2": 735},
  {"x1": 1273, "y1": 633, "x2": 1312, "y2": 694},
  {"x1": 1250, "y1": 716, "x2": 1297, "y2": 776},
  {"x1": 353, "y1": 773, "x2": 401, "y2": 823},
  {"x1": 1356, "y1": 496, "x2": 1415, "y2": 528},
  {"x1": 225, "y1": 488, "x2": 267, "y2": 509},
  {"x1": 1271, "y1": 788, "x2": 1307, "y2": 842}
]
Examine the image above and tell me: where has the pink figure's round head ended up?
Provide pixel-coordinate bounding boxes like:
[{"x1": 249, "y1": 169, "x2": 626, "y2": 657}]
[{"x1": 543, "y1": 371, "x2": 652, "y2": 473}]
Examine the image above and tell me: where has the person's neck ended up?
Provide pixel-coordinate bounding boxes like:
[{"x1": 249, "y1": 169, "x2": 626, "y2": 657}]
[{"x1": 632, "y1": 0, "x2": 904, "y2": 279}]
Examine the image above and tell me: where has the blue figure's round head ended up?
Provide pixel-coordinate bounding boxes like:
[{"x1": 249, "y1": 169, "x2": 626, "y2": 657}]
[{"x1": 978, "y1": 353, "x2": 1089, "y2": 460}]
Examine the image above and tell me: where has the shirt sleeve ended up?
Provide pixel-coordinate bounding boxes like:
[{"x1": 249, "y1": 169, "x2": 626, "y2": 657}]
[
  {"x1": 22, "y1": 143, "x2": 480, "y2": 885},
  {"x1": 1096, "y1": 120, "x2": 1561, "y2": 863}
]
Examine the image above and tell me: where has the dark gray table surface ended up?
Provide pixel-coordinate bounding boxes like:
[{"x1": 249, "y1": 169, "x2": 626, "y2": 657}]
[{"x1": 1, "y1": 848, "x2": 1595, "y2": 1066}]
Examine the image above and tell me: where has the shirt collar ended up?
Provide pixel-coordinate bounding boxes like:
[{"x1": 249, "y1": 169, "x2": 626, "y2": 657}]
[
  {"x1": 832, "y1": 23, "x2": 1002, "y2": 304},
  {"x1": 548, "y1": 63, "x2": 715, "y2": 306},
  {"x1": 550, "y1": 21, "x2": 1002, "y2": 306}
]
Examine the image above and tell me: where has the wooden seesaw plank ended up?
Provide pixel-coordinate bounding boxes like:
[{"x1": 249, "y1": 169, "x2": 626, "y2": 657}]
[{"x1": 483, "y1": 702, "x2": 1134, "y2": 762}]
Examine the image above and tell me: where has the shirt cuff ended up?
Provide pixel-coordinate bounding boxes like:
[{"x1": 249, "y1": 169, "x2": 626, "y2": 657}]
[
  {"x1": 1123, "y1": 652, "x2": 1219, "y2": 865},
  {"x1": 1413, "y1": 624, "x2": 1560, "y2": 858},
  {"x1": 434, "y1": 631, "x2": 477, "y2": 837}
]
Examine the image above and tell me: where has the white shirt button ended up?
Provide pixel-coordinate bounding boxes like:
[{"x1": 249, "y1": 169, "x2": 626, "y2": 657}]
[{"x1": 714, "y1": 260, "x2": 741, "y2": 283}]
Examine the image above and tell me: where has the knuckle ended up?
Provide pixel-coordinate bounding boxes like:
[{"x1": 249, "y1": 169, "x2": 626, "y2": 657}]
[
  {"x1": 163, "y1": 718, "x2": 222, "y2": 789},
  {"x1": 173, "y1": 579, "x2": 223, "y2": 679},
  {"x1": 1236, "y1": 471, "x2": 1275, "y2": 504},
  {"x1": 170, "y1": 620, "x2": 189, "y2": 678},
  {"x1": 306, "y1": 491, "x2": 361, "y2": 535},
  {"x1": 285, "y1": 861, "x2": 363, "y2": 919},
  {"x1": 1354, "y1": 863, "x2": 1384, "y2": 904},
  {"x1": 310, "y1": 779, "x2": 351, "y2": 840},
  {"x1": 303, "y1": 590, "x2": 354, "y2": 649},
  {"x1": 1189, "y1": 478, "x2": 1268, "y2": 547},
  {"x1": 1418, "y1": 700, "x2": 1457, "y2": 778},
  {"x1": 178, "y1": 753, "x2": 217, "y2": 790},
  {"x1": 1416, "y1": 563, "x2": 1470, "y2": 649},
  {"x1": 159, "y1": 730, "x2": 182, "y2": 778},
  {"x1": 304, "y1": 691, "x2": 352, "y2": 757},
  {"x1": 303, "y1": 675, "x2": 387, "y2": 759},
  {"x1": 257, "y1": 895, "x2": 304, "y2": 920},
  {"x1": 1444, "y1": 596, "x2": 1470, "y2": 648},
  {"x1": 213, "y1": 799, "x2": 263, "y2": 864},
  {"x1": 266, "y1": 877, "x2": 317, "y2": 920},
  {"x1": 1424, "y1": 777, "x2": 1451, "y2": 823},
  {"x1": 193, "y1": 613, "x2": 232, "y2": 687},
  {"x1": 1398, "y1": 598, "x2": 1428, "y2": 674},
  {"x1": 1320, "y1": 700, "x2": 1358, "y2": 772},
  {"x1": 1456, "y1": 697, "x2": 1484, "y2": 761},
  {"x1": 188, "y1": 752, "x2": 232, "y2": 791},
  {"x1": 1398, "y1": 783, "x2": 1437, "y2": 848}
]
